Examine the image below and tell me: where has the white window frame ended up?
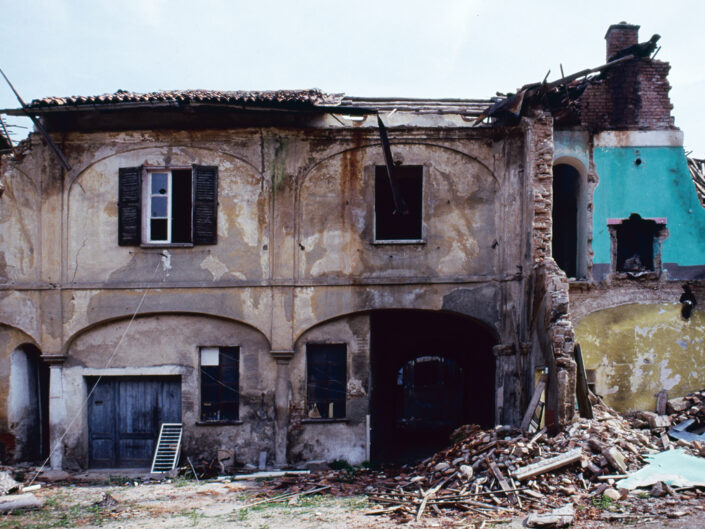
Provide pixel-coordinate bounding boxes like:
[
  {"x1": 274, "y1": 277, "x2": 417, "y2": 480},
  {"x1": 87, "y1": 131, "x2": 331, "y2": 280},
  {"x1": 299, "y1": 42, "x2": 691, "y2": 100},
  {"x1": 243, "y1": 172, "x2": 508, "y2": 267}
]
[{"x1": 141, "y1": 166, "x2": 193, "y2": 246}]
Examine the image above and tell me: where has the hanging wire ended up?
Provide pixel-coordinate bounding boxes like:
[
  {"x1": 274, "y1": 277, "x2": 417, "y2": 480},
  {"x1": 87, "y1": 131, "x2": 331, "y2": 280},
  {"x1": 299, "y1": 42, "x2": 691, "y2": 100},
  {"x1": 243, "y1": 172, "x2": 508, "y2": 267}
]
[{"x1": 28, "y1": 260, "x2": 163, "y2": 485}]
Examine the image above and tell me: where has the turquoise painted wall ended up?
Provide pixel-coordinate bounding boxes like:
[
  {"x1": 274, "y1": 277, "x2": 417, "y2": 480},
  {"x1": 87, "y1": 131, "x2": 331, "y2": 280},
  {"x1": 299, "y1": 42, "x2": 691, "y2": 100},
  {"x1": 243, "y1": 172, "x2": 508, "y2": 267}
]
[{"x1": 593, "y1": 147, "x2": 705, "y2": 267}]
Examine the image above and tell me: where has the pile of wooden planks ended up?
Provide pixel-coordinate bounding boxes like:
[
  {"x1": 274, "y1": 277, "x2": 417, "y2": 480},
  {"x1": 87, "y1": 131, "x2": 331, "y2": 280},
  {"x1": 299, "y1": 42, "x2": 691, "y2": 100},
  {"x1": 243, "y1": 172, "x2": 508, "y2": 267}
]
[{"x1": 364, "y1": 401, "x2": 664, "y2": 520}]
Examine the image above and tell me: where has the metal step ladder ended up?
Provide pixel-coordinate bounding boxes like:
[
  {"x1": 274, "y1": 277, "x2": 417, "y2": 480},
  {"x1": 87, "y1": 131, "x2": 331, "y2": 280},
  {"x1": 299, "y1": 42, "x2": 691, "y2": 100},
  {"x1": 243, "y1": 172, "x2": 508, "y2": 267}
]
[{"x1": 151, "y1": 423, "x2": 183, "y2": 473}]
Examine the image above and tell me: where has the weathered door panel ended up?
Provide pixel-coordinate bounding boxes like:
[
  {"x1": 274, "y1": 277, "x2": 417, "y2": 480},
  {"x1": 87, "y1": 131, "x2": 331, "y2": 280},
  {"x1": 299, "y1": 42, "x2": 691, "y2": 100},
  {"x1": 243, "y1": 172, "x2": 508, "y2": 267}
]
[
  {"x1": 87, "y1": 377, "x2": 181, "y2": 468},
  {"x1": 88, "y1": 379, "x2": 117, "y2": 467},
  {"x1": 117, "y1": 379, "x2": 159, "y2": 468}
]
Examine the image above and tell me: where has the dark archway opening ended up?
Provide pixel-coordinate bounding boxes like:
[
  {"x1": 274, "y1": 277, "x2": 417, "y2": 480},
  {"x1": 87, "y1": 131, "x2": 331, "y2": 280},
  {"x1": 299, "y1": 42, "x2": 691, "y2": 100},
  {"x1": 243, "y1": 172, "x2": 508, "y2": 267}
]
[
  {"x1": 370, "y1": 310, "x2": 496, "y2": 464},
  {"x1": 13, "y1": 345, "x2": 50, "y2": 462},
  {"x1": 552, "y1": 164, "x2": 580, "y2": 278}
]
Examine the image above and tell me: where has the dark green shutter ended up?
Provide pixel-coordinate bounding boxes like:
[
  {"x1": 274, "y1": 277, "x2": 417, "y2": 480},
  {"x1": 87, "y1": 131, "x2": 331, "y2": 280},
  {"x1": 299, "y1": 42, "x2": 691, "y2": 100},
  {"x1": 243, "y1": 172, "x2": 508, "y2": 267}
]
[
  {"x1": 192, "y1": 165, "x2": 218, "y2": 245},
  {"x1": 118, "y1": 167, "x2": 142, "y2": 246}
]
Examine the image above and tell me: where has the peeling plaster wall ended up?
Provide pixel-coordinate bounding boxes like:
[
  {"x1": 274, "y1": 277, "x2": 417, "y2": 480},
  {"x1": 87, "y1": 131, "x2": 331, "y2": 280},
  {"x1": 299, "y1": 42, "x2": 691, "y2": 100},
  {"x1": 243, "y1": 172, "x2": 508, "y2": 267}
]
[
  {"x1": 61, "y1": 315, "x2": 275, "y2": 469},
  {"x1": 0, "y1": 324, "x2": 39, "y2": 462},
  {"x1": 0, "y1": 119, "x2": 540, "y2": 467},
  {"x1": 575, "y1": 303, "x2": 705, "y2": 412},
  {"x1": 67, "y1": 141, "x2": 269, "y2": 285},
  {"x1": 288, "y1": 314, "x2": 369, "y2": 465},
  {"x1": 0, "y1": 163, "x2": 40, "y2": 285}
]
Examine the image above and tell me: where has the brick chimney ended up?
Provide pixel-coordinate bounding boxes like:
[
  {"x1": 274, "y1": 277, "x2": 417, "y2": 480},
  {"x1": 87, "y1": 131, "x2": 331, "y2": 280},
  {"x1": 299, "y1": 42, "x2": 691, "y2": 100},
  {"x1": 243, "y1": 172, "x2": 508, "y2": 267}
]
[{"x1": 605, "y1": 22, "x2": 640, "y2": 61}]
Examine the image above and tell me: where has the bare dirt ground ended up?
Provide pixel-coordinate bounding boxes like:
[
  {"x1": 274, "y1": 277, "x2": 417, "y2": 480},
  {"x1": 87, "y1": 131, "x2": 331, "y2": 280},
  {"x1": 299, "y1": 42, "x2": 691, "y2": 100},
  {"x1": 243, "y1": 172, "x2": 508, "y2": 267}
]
[{"x1": 1, "y1": 478, "x2": 704, "y2": 529}]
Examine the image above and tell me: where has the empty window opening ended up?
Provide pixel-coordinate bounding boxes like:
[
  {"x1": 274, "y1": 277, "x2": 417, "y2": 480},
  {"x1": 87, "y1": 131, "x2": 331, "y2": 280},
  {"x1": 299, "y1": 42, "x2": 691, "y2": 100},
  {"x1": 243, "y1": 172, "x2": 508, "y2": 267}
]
[
  {"x1": 552, "y1": 164, "x2": 581, "y2": 278},
  {"x1": 611, "y1": 213, "x2": 667, "y2": 273},
  {"x1": 375, "y1": 165, "x2": 423, "y2": 241},
  {"x1": 370, "y1": 310, "x2": 496, "y2": 463},
  {"x1": 307, "y1": 344, "x2": 346, "y2": 419},
  {"x1": 200, "y1": 347, "x2": 239, "y2": 422}
]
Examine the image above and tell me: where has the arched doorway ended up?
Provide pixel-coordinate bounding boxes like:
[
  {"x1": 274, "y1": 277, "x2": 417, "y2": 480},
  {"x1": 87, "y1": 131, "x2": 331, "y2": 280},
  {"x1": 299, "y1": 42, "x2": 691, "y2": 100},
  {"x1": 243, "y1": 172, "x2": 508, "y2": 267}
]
[
  {"x1": 552, "y1": 163, "x2": 583, "y2": 278},
  {"x1": 370, "y1": 310, "x2": 496, "y2": 463},
  {"x1": 9, "y1": 345, "x2": 50, "y2": 462}
]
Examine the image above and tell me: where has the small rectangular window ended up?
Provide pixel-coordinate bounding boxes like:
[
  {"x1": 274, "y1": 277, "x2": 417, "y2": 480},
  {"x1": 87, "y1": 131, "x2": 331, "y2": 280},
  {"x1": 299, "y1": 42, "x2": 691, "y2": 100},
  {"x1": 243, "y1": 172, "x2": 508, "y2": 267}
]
[
  {"x1": 200, "y1": 346, "x2": 239, "y2": 422},
  {"x1": 374, "y1": 165, "x2": 423, "y2": 241},
  {"x1": 306, "y1": 344, "x2": 346, "y2": 419}
]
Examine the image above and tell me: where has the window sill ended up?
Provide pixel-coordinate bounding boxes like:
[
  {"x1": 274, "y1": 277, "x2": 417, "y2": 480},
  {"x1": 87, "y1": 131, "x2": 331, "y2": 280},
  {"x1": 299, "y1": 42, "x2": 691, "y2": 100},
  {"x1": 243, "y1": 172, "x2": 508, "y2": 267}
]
[
  {"x1": 140, "y1": 243, "x2": 194, "y2": 249},
  {"x1": 196, "y1": 420, "x2": 242, "y2": 426},
  {"x1": 372, "y1": 239, "x2": 426, "y2": 246},
  {"x1": 301, "y1": 418, "x2": 349, "y2": 424}
]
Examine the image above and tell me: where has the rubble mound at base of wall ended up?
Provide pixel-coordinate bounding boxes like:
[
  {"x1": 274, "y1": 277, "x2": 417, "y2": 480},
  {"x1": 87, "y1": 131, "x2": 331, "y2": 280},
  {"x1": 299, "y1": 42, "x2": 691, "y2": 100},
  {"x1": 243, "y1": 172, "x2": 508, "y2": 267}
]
[{"x1": 265, "y1": 394, "x2": 705, "y2": 523}]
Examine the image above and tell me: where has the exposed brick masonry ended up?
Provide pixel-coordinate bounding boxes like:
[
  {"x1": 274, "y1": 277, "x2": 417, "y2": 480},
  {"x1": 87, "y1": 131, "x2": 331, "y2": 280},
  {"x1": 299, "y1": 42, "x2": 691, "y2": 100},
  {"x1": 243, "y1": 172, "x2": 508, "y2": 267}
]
[
  {"x1": 523, "y1": 112, "x2": 554, "y2": 261},
  {"x1": 605, "y1": 23, "x2": 640, "y2": 61},
  {"x1": 579, "y1": 60, "x2": 674, "y2": 131}
]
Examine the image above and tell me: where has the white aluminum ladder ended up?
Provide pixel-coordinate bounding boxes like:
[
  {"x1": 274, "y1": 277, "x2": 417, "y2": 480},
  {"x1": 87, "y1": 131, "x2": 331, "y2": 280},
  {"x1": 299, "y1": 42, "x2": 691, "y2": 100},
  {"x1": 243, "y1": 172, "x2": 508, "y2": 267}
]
[{"x1": 150, "y1": 423, "x2": 183, "y2": 473}]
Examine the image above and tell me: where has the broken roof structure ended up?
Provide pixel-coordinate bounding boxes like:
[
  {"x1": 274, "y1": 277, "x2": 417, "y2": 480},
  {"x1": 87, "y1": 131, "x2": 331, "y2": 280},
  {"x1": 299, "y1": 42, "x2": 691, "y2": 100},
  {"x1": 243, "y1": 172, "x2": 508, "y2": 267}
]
[{"x1": 0, "y1": 22, "x2": 703, "y2": 473}]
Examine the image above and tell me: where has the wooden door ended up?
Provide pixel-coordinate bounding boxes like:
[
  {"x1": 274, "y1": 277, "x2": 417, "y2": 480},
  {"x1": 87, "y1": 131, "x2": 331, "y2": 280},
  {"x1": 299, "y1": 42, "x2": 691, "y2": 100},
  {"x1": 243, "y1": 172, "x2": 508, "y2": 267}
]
[{"x1": 87, "y1": 377, "x2": 181, "y2": 468}]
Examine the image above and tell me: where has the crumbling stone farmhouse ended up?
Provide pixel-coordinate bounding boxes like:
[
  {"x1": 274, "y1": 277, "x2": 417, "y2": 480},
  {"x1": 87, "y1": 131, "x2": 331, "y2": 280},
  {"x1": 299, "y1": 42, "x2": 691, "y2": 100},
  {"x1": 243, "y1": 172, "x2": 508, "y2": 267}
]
[{"x1": 0, "y1": 23, "x2": 702, "y2": 471}]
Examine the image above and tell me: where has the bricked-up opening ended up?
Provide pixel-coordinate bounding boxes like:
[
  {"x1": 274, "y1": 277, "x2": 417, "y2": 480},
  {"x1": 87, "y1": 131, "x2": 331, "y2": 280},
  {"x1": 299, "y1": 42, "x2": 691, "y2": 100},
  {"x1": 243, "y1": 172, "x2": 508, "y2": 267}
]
[
  {"x1": 552, "y1": 164, "x2": 580, "y2": 278},
  {"x1": 375, "y1": 165, "x2": 423, "y2": 240},
  {"x1": 370, "y1": 310, "x2": 496, "y2": 463},
  {"x1": 609, "y1": 213, "x2": 667, "y2": 274}
]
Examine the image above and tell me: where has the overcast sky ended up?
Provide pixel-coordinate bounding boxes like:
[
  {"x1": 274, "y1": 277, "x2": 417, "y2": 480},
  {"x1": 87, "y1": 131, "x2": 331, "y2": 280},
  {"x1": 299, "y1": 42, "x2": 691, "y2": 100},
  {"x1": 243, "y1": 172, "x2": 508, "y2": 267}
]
[{"x1": 1, "y1": 0, "x2": 704, "y2": 156}]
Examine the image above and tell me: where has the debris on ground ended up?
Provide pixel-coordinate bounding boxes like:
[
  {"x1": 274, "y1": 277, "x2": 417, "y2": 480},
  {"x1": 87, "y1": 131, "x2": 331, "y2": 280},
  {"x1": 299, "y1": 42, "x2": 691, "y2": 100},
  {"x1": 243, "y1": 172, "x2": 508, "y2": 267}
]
[
  {"x1": 617, "y1": 449, "x2": 705, "y2": 489},
  {"x1": 0, "y1": 492, "x2": 42, "y2": 513},
  {"x1": 261, "y1": 395, "x2": 705, "y2": 523},
  {"x1": 4, "y1": 391, "x2": 705, "y2": 525},
  {"x1": 0, "y1": 471, "x2": 20, "y2": 495}
]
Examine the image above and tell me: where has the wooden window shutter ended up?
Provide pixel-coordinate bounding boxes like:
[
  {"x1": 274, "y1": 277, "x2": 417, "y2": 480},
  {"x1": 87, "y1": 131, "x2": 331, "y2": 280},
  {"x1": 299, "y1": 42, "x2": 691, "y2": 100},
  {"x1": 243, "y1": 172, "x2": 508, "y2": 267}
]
[
  {"x1": 118, "y1": 166, "x2": 142, "y2": 246},
  {"x1": 193, "y1": 165, "x2": 218, "y2": 245}
]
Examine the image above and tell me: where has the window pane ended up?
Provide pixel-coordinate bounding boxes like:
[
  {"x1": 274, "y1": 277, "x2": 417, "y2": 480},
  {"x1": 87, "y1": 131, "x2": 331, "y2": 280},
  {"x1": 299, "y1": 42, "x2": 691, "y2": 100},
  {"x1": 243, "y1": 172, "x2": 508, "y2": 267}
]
[
  {"x1": 201, "y1": 383, "x2": 219, "y2": 403},
  {"x1": 150, "y1": 219, "x2": 168, "y2": 240},
  {"x1": 201, "y1": 346, "x2": 239, "y2": 421},
  {"x1": 221, "y1": 366, "x2": 236, "y2": 384},
  {"x1": 220, "y1": 402, "x2": 238, "y2": 421},
  {"x1": 151, "y1": 197, "x2": 168, "y2": 218},
  {"x1": 151, "y1": 173, "x2": 168, "y2": 194},
  {"x1": 307, "y1": 344, "x2": 347, "y2": 419}
]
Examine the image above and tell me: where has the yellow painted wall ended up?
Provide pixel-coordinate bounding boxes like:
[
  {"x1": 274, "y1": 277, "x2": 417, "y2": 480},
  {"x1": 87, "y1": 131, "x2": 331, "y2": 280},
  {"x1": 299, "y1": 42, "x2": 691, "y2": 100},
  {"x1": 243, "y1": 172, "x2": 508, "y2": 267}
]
[{"x1": 575, "y1": 303, "x2": 705, "y2": 412}]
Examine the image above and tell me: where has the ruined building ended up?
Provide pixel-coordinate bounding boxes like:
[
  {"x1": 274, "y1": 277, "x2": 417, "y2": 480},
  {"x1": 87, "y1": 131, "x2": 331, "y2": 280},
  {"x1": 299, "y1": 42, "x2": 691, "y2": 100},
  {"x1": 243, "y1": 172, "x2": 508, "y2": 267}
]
[{"x1": 0, "y1": 23, "x2": 702, "y2": 470}]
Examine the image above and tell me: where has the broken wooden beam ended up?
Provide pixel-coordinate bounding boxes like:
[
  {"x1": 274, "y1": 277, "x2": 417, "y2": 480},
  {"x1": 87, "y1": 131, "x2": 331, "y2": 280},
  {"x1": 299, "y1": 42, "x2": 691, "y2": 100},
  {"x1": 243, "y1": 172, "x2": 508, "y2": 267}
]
[
  {"x1": 0, "y1": 493, "x2": 43, "y2": 513},
  {"x1": 574, "y1": 344, "x2": 593, "y2": 419},
  {"x1": 521, "y1": 374, "x2": 547, "y2": 432},
  {"x1": 512, "y1": 448, "x2": 583, "y2": 481},
  {"x1": 486, "y1": 457, "x2": 517, "y2": 504}
]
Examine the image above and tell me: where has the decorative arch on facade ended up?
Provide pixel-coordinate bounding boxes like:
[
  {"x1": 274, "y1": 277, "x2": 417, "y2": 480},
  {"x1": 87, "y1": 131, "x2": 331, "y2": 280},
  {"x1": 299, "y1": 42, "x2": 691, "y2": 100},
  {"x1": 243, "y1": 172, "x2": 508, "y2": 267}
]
[{"x1": 62, "y1": 311, "x2": 272, "y2": 357}]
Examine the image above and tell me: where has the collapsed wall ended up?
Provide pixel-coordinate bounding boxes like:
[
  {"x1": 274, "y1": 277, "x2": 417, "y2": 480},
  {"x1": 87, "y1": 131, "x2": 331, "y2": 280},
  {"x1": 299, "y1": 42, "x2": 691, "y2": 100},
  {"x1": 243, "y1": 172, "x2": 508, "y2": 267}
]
[{"x1": 522, "y1": 110, "x2": 577, "y2": 432}]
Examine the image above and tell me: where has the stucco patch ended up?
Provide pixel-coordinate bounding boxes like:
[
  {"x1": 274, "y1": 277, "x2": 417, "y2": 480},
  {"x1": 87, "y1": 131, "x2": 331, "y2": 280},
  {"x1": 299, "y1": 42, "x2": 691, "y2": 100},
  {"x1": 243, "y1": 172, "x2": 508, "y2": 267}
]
[{"x1": 200, "y1": 254, "x2": 229, "y2": 280}]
